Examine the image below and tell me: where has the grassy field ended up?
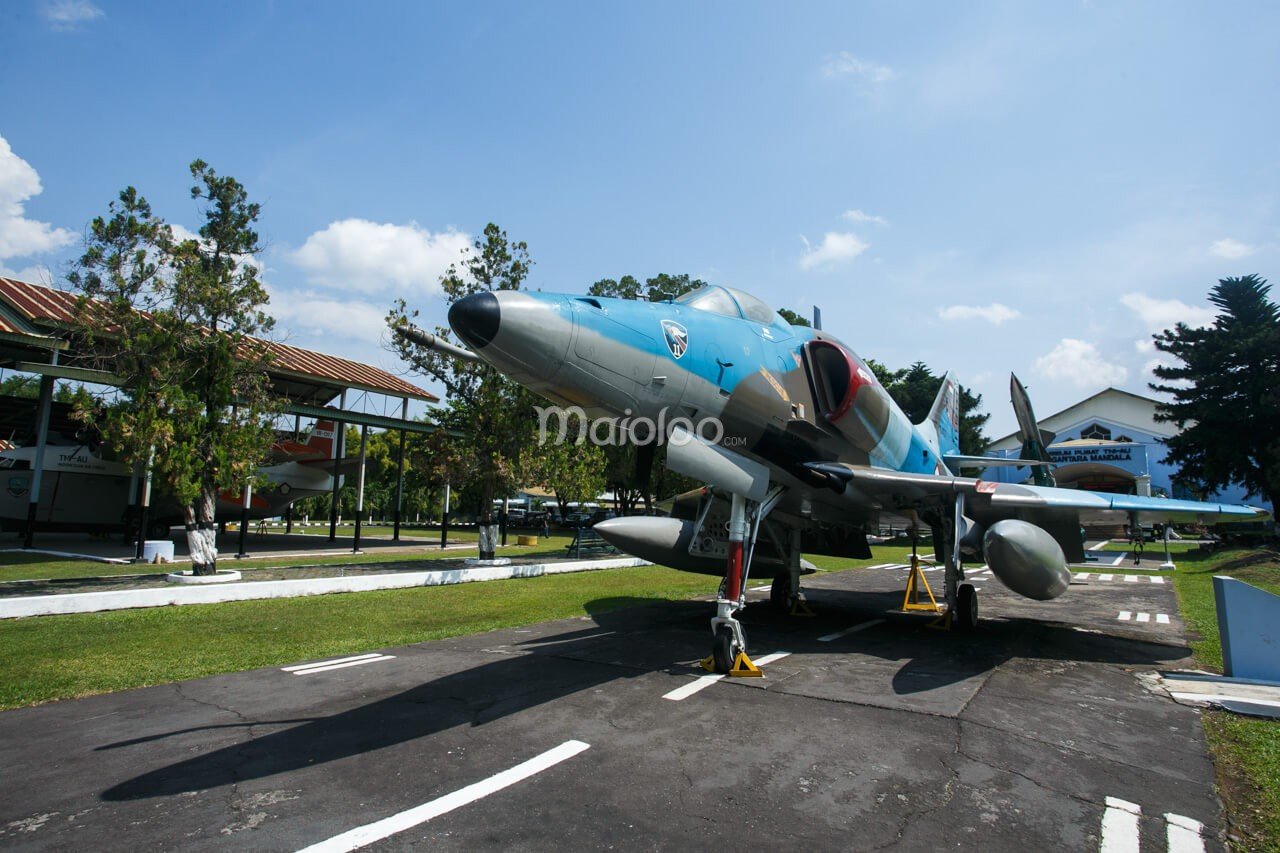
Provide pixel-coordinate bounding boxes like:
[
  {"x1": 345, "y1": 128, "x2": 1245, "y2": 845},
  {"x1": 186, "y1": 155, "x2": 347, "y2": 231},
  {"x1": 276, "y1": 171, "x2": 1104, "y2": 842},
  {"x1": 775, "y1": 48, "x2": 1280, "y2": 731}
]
[
  {"x1": 0, "y1": 547, "x2": 911, "y2": 710},
  {"x1": 0, "y1": 534, "x2": 583, "y2": 583},
  {"x1": 1161, "y1": 546, "x2": 1280, "y2": 850}
]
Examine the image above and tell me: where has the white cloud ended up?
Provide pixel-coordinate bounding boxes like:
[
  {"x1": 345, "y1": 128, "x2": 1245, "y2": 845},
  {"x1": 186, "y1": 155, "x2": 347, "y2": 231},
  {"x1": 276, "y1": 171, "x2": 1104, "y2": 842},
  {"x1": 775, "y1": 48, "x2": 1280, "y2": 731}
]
[
  {"x1": 42, "y1": 0, "x2": 104, "y2": 30},
  {"x1": 290, "y1": 219, "x2": 469, "y2": 294},
  {"x1": 1120, "y1": 292, "x2": 1215, "y2": 331},
  {"x1": 799, "y1": 232, "x2": 869, "y2": 270},
  {"x1": 822, "y1": 52, "x2": 895, "y2": 84},
  {"x1": 1033, "y1": 339, "x2": 1127, "y2": 389},
  {"x1": 0, "y1": 136, "x2": 75, "y2": 260},
  {"x1": 0, "y1": 263, "x2": 54, "y2": 284},
  {"x1": 937, "y1": 303, "x2": 1020, "y2": 325},
  {"x1": 843, "y1": 209, "x2": 888, "y2": 226},
  {"x1": 268, "y1": 288, "x2": 390, "y2": 343},
  {"x1": 1209, "y1": 238, "x2": 1255, "y2": 260}
]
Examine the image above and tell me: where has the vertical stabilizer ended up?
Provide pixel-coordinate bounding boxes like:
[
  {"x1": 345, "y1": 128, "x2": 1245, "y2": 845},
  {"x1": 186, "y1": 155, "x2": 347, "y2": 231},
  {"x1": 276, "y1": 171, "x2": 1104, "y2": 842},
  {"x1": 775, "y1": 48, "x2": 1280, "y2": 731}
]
[
  {"x1": 922, "y1": 372, "x2": 962, "y2": 458},
  {"x1": 307, "y1": 420, "x2": 338, "y2": 459},
  {"x1": 1010, "y1": 373, "x2": 1056, "y2": 486}
]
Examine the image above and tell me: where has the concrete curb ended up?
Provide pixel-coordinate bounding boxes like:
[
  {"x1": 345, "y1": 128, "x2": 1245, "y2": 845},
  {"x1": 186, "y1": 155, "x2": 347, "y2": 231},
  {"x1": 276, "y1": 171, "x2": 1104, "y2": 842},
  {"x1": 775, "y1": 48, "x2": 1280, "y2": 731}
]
[{"x1": 0, "y1": 556, "x2": 651, "y2": 619}]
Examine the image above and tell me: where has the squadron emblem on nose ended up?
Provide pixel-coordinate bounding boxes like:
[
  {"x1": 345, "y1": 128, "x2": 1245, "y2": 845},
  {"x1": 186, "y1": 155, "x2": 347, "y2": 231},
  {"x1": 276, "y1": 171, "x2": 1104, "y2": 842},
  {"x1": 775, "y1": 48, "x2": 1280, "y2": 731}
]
[{"x1": 661, "y1": 319, "x2": 688, "y2": 359}]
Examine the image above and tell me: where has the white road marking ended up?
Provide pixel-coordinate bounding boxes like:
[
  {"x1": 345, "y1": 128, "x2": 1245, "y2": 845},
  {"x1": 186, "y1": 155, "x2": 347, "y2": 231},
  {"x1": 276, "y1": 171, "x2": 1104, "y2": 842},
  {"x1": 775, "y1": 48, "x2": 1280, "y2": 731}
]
[
  {"x1": 295, "y1": 740, "x2": 590, "y2": 853},
  {"x1": 818, "y1": 619, "x2": 885, "y2": 643},
  {"x1": 282, "y1": 653, "x2": 383, "y2": 671},
  {"x1": 749, "y1": 585, "x2": 771, "y2": 592},
  {"x1": 1157, "y1": 613, "x2": 1170, "y2": 624},
  {"x1": 866, "y1": 563, "x2": 896, "y2": 570},
  {"x1": 1165, "y1": 812, "x2": 1206, "y2": 853},
  {"x1": 1100, "y1": 574, "x2": 1114, "y2": 581},
  {"x1": 662, "y1": 652, "x2": 791, "y2": 701},
  {"x1": 1076, "y1": 572, "x2": 1091, "y2": 581},
  {"x1": 1111, "y1": 553, "x2": 1126, "y2": 566},
  {"x1": 1136, "y1": 612, "x2": 1150, "y2": 623},
  {"x1": 1100, "y1": 796, "x2": 1142, "y2": 853},
  {"x1": 1151, "y1": 576, "x2": 1165, "y2": 584},
  {"x1": 1118, "y1": 611, "x2": 1132, "y2": 621},
  {"x1": 1124, "y1": 574, "x2": 1139, "y2": 583},
  {"x1": 285, "y1": 655, "x2": 396, "y2": 676}
]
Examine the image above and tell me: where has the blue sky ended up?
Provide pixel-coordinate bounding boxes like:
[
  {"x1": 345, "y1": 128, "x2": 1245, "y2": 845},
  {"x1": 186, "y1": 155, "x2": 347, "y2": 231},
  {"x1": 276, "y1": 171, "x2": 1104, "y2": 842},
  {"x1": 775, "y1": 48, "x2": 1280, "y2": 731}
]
[{"x1": 1, "y1": 1, "x2": 1277, "y2": 437}]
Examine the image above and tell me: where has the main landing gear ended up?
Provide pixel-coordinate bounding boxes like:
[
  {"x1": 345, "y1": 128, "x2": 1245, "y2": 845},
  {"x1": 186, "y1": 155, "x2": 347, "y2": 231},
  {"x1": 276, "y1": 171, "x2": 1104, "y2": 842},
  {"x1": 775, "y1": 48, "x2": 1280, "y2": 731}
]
[
  {"x1": 702, "y1": 487, "x2": 785, "y2": 675},
  {"x1": 937, "y1": 493, "x2": 978, "y2": 632}
]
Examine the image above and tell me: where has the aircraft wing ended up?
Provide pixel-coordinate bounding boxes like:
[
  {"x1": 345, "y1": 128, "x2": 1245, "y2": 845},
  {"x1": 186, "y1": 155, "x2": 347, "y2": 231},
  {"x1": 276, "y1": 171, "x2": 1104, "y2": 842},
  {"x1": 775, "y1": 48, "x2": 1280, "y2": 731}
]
[{"x1": 806, "y1": 462, "x2": 1269, "y2": 525}]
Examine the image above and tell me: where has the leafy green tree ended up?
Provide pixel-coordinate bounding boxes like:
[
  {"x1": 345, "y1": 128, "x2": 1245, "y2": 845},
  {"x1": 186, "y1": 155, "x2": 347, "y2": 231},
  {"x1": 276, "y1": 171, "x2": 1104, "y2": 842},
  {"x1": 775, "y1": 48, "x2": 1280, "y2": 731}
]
[
  {"x1": 1150, "y1": 275, "x2": 1280, "y2": 512},
  {"x1": 868, "y1": 359, "x2": 991, "y2": 455},
  {"x1": 520, "y1": 414, "x2": 608, "y2": 517},
  {"x1": 67, "y1": 162, "x2": 279, "y2": 573},
  {"x1": 388, "y1": 224, "x2": 540, "y2": 554}
]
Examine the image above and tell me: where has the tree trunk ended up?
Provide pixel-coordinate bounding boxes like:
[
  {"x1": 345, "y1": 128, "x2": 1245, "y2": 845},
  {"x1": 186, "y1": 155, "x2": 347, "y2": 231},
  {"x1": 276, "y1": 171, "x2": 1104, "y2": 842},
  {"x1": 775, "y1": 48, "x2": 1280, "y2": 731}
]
[{"x1": 186, "y1": 488, "x2": 219, "y2": 575}]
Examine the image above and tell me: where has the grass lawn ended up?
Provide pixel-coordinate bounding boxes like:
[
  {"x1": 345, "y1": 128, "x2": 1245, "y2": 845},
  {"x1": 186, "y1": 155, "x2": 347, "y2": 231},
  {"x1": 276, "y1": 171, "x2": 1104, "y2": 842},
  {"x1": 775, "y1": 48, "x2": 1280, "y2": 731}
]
[
  {"x1": 1163, "y1": 545, "x2": 1280, "y2": 850},
  {"x1": 0, "y1": 534, "x2": 585, "y2": 583},
  {"x1": 0, "y1": 547, "x2": 911, "y2": 710}
]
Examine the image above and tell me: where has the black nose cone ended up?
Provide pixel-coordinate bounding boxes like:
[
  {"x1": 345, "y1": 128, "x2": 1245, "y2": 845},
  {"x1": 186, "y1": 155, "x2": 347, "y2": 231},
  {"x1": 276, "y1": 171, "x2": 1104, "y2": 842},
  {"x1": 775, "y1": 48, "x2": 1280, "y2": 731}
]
[{"x1": 448, "y1": 292, "x2": 500, "y2": 350}]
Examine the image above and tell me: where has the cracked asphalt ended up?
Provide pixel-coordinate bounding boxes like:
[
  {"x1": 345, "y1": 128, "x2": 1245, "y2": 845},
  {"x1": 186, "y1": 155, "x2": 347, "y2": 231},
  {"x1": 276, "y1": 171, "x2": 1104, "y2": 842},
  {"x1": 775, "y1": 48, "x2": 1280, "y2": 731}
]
[{"x1": 0, "y1": 564, "x2": 1218, "y2": 851}]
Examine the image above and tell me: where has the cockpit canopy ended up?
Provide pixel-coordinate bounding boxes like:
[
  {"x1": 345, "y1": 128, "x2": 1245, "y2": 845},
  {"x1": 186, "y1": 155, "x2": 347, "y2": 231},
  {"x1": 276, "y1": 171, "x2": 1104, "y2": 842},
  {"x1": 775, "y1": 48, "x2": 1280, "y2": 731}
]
[{"x1": 674, "y1": 285, "x2": 791, "y2": 328}]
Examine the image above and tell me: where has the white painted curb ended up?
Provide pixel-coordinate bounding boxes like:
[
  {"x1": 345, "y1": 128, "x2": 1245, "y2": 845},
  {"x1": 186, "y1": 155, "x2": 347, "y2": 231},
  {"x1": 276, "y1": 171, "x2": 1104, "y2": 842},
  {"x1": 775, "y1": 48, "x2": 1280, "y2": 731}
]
[{"x1": 0, "y1": 557, "x2": 650, "y2": 619}]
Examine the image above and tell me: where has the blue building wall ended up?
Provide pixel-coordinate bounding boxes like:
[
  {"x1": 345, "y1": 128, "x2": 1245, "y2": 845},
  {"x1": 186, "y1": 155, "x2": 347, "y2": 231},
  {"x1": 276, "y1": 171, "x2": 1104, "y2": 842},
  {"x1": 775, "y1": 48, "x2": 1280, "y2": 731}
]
[{"x1": 986, "y1": 415, "x2": 1258, "y2": 507}]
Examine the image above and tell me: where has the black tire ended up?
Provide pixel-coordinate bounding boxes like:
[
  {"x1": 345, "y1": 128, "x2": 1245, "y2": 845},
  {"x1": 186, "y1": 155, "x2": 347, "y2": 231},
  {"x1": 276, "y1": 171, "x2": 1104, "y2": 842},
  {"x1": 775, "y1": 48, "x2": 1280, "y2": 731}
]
[
  {"x1": 712, "y1": 625, "x2": 736, "y2": 674},
  {"x1": 770, "y1": 573, "x2": 792, "y2": 614},
  {"x1": 956, "y1": 583, "x2": 979, "y2": 631}
]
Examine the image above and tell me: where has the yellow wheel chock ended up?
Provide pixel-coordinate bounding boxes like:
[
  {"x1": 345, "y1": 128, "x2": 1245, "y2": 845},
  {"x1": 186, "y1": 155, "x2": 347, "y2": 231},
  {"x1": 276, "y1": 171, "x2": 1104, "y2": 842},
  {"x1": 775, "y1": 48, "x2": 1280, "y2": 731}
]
[
  {"x1": 901, "y1": 556, "x2": 943, "y2": 614},
  {"x1": 789, "y1": 597, "x2": 816, "y2": 618},
  {"x1": 699, "y1": 655, "x2": 717, "y2": 672},
  {"x1": 729, "y1": 651, "x2": 763, "y2": 677}
]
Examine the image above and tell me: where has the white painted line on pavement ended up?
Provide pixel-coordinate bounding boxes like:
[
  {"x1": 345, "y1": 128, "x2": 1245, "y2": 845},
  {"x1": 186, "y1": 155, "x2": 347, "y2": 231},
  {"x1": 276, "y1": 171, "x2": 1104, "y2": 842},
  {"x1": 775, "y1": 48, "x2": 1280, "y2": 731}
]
[
  {"x1": 1165, "y1": 812, "x2": 1205, "y2": 853},
  {"x1": 1124, "y1": 574, "x2": 1140, "y2": 583},
  {"x1": 1100, "y1": 573, "x2": 1114, "y2": 581},
  {"x1": 662, "y1": 652, "x2": 791, "y2": 701},
  {"x1": 1118, "y1": 611, "x2": 1132, "y2": 621},
  {"x1": 282, "y1": 653, "x2": 383, "y2": 672},
  {"x1": 1156, "y1": 613, "x2": 1170, "y2": 624},
  {"x1": 1076, "y1": 572, "x2": 1092, "y2": 581},
  {"x1": 295, "y1": 740, "x2": 591, "y2": 853},
  {"x1": 1151, "y1": 576, "x2": 1165, "y2": 584},
  {"x1": 1136, "y1": 612, "x2": 1150, "y2": 623},
  {"x1": 1111, "y1": 553, "x2": 1126, "y2": 566},
  {"x1": 818, "y1": 619, "x2": 885, "y2": 643},
  {"x1": 288, "y1": 655, "x2": 396, "y2": 676},
  {"x1": 1100, "y1": 796, "x2": 1141, "y2": 853}
]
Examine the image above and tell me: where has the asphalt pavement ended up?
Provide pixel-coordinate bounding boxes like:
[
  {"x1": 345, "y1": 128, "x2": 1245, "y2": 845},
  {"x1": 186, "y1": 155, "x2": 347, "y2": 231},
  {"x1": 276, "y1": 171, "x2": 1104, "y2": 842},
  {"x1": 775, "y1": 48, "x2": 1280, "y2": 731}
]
[{"x1": 0, "y1": 560, "x2": 1217, "y2": 851}]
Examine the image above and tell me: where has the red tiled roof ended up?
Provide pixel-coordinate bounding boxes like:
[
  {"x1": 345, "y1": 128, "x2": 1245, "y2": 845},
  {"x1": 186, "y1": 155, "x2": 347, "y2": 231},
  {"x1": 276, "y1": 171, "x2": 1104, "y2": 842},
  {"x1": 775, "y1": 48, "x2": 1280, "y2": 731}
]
[{"x1": 0, "y1": 277, "x2": 436, "y2": 403}]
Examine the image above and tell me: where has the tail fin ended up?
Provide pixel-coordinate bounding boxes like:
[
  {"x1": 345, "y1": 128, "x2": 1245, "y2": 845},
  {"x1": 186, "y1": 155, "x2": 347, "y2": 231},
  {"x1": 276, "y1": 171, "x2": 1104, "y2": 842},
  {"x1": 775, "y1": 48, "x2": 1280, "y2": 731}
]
[
  {"x1": 306, "y1": 420, "x2": 338, "y2": 458},
  {"x1": 922, "y1": 372, "x2": 962, "y2": 458}
]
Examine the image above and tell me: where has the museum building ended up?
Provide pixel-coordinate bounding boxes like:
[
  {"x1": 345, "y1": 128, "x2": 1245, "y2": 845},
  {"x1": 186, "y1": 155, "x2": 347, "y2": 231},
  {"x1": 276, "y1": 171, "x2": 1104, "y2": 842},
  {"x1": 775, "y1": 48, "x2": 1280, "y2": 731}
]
[{"x1": 982, "y1": 387, "x2": 1261, "y2": 509}]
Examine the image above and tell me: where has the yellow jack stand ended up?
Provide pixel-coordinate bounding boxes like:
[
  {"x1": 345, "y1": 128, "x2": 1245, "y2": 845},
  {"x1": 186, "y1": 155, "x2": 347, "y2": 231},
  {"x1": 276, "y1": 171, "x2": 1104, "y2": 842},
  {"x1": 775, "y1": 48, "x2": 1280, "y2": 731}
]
[
  {"x1": 789, "y1": 597, "x2": 816, "y2": 618},
  {"x1": 729, "y1": 652, "x2": 763, "y2": 677},
  {"x1": 901, "y1": 556, "x2": 942, "y2": 614}
]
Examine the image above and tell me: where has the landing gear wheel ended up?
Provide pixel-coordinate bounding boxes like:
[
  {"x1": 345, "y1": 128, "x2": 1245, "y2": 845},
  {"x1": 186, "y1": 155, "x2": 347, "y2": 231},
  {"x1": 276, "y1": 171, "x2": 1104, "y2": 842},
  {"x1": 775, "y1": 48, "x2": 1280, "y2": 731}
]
[
  {"x1": 712, "y1": 625, "x2": 737, "y2": 674},
  {"x1": 955, "y1": 583, "x2": 979, "y2": 631},
  {"x1": 770, "y1": 573, "x2": 792, "y2": 614}
]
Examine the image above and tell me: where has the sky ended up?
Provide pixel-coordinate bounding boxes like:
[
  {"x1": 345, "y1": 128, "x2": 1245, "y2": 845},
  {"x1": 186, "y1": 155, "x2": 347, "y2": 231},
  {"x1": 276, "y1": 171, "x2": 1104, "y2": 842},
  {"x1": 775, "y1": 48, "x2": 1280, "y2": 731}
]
[{"x1": 1, "y1": 1, "x2": 1277, "y2": 438}]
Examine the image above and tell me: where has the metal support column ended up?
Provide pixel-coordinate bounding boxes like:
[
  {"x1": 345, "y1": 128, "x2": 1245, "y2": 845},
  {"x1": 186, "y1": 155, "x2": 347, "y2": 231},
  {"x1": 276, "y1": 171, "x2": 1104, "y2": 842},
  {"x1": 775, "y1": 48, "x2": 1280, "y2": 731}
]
[
  {"x1": 353, "y1": 424, "x2": 368, "y2": 554},
  {"x1": 440, "y1": 482, "x2": 451, "y2": 549},
  {"x1": 329, "y1": 391, "x2": 346, "y2": 542},
  {"x1": 236, "y1": 482, "x2": 251, "y2": 558},
  {"x1": 22, "y1": 372, "x2": 55, "y2": 549},
  {"x1": 393, "y1": 397, "x2": 408, "y2": 541}
]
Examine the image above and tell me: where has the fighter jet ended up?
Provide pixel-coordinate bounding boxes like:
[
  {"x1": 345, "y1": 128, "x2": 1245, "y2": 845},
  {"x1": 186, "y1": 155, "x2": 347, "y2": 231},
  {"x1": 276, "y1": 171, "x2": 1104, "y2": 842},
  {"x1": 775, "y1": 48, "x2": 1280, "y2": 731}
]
[{"x1": 429, "y1": 284, "x2": 1267, "y2": 673}]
